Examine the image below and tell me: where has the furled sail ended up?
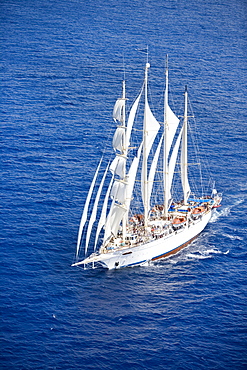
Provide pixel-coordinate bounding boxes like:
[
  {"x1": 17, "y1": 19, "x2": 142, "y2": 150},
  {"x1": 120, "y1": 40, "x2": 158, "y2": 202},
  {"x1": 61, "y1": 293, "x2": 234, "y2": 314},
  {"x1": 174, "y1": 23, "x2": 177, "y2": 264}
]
[
  {"x1": 85, "y1": 164, "x2": 109, "y2": 255},
  {"x1": 76, "y1": 158, "x2": 102, "y2": 258}
]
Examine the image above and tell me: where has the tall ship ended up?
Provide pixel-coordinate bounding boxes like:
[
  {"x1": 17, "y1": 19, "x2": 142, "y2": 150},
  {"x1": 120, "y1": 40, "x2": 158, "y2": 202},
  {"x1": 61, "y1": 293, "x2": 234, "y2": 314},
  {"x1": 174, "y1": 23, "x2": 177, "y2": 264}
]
[{"x1": 72, "y1": 59, "x2": 222, "y2": 270}]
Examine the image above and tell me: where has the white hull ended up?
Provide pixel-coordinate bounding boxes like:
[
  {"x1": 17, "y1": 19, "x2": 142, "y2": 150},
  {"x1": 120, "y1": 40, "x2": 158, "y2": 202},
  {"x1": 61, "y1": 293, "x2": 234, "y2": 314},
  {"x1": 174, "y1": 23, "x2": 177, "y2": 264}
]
[{"x1": 80, "y1": 210, "x2": 212, "y2": 270}]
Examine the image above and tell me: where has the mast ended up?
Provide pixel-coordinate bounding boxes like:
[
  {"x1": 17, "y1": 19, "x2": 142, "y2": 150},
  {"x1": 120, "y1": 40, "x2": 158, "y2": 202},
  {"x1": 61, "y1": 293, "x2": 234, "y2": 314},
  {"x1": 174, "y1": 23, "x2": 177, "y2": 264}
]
[
  {"x1": 122, "y1": 79, "x2": 126, "y2": 154},
  {"x1": 164, "y1": 55, "x2": 169, "y2": 219},
  {"x1": 143, "y1": 62, "x2": 150, "y2": 228},
  {"x1": 122, "y1": 78, "x2": 127, "y2": 241},
  {"x1": 182, "y1": 85, "x2": 189, "y2": 204}
]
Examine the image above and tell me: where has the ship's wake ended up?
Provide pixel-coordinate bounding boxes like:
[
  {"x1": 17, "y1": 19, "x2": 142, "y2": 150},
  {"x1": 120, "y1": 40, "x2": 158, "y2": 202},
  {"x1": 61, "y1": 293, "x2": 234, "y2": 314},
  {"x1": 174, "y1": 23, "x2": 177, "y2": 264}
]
[{"x1": 185, "y1": 247, "x2": 229, "y2": 260}]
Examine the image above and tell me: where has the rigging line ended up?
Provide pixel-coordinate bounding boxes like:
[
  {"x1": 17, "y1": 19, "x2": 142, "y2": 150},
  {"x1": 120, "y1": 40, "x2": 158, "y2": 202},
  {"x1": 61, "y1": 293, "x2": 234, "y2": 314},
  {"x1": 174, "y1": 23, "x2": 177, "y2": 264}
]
[
  {"x1": 188, "y1": 96, "x2": 212, "y2": 177},
  {"x1": 122, "y1": 55, "x2": 126, "y2": 82},
  {"x1": 187, "y1": 118, "x2": 205, "y2": 196}
]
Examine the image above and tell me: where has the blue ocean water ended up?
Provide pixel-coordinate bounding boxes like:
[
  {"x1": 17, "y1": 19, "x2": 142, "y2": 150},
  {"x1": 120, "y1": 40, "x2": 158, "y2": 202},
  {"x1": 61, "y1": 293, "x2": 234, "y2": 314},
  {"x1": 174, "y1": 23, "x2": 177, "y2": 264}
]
[{"x1": 1, "y1": 0, "x2": 247, "y2": 369}]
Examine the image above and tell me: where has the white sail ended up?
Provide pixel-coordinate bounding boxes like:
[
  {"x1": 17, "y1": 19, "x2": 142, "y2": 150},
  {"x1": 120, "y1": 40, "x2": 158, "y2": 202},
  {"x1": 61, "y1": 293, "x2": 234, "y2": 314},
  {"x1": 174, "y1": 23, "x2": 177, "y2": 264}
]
[
  {"x1": 168, "y1": 128, "x2": 183, "y2": 200},
  {"x1": 163, "y1": 59, "x2": 180, "y2": 216},
  {"x1": 103, "y1": 200, "x2": 126, "y2": 244},
  {"x1": 180, "y1": 128, "x2": 190, "y2": 201},
  {"x1": 147, "y1": 135, "x2": 163, "y2": 210},
  {"x1": 144, "y1": 101, "x2": 161, "y2": 159},
  {"x1": 113, "y1": 127, "x2": 125, "y2": 153},
  {"x1": 163, "y1": 107, "x2": 179, "y2": 211},
  {"x1": 105, "y1": 143, "x2": 143, "y2": 244},
  {"x1": 109, "y1": 155, "x2": 126, "y2": 178},
  {"x1": 141, "y1": 99, "x2": 160, "y2": 213},
  {"x1": 94, "y1": 175, "x2": 114, "y2": 251},
  {"x1": 110, "y1": 180, "x2": 126, "y2": 204},
  {"x1": 103, "y1": 178, "x2": 127, "y2": 244},
  {"x1": 125, "y1": 143, "x2": 143, "y2": 213},
  {"x1": 105, "y1": 143, "x2": 143, "y2": 241},
  {"x1": 76, "y1": 158, "x2": 102, "y2": 258},
  {"x1": 181, "y1": 87, "x2": 191, "y2": 203},
  {"x1": 84, "y1": 164, "x2": 109, "y2": 255},
  {"x1": 166, "y1": 104, "x2": 180, "y2": 153},
  {"x1": 113, "y1": 98, "x2": 125, "y2": 122},
  {"x1": 125, "y1": 90, "x2": 142, "y2": 148},
  {"x1": 107, "y1": 204, "x2": 126, "y2": 237},
  {"x1": 103, "y1": 199, "x2": 114, "y2": 244}
]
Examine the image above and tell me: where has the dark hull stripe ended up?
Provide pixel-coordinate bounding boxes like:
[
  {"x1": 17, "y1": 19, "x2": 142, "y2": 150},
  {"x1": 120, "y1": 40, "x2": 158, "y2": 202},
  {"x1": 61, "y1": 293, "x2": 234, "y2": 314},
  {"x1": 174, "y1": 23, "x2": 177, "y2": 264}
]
[
  {"x1": 122, "y1": 259, "x2": 147, "y2": 268},
  {"x1": 151, "y1": 233, "x2": 199, "y2": 261},
  {"x1": 102, "y1": 232, "x2": 201, "y2": 269}
]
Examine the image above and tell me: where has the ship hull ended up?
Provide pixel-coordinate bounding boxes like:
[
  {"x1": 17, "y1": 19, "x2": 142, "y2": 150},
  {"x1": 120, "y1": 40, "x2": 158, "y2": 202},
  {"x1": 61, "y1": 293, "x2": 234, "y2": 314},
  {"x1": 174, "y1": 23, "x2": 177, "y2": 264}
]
[{"x1": 81, "y1": 210, "x2": 212, "y2": 270}]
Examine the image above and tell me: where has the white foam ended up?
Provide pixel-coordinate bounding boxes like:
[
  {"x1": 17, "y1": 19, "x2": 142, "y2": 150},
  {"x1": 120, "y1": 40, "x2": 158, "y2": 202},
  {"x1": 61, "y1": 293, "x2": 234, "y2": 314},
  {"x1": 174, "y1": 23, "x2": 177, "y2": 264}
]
[
  {"x1": 210, "y1": 207, "x2": 230, "y2": 223},
  {"x1": 186, "y1": 253, "x2": 211, "y2": 260},
  {"x1": 185, "y1": 246, "x2": 229, "y2": 260},
  {"x1": 234, "y1": 198, "x2": 244, "y2": 205},
  {"x1": 222, "y1": 233, "x2": 243, "y2": 241},
  {"x1": 210, "y1": 196, "x2": 245, "y2": 224},
  {"x1": 202, "y1": 248, "x2": 221, "y2": 255}
]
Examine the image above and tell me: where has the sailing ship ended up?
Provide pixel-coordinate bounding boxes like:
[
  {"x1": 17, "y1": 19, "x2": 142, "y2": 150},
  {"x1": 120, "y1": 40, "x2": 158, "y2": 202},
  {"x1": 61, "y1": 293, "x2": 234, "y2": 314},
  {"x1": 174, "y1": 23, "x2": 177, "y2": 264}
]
[{"x1": 72, "y1": 59, "x2": 222, "y2": 270}]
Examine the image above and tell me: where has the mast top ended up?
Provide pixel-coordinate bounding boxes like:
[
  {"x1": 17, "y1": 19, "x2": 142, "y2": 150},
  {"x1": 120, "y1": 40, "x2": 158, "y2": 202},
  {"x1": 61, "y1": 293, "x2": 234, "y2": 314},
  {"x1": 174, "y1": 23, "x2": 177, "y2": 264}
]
[{"x1": 165, "y1": 54, "x2": 169, "y2": 72}]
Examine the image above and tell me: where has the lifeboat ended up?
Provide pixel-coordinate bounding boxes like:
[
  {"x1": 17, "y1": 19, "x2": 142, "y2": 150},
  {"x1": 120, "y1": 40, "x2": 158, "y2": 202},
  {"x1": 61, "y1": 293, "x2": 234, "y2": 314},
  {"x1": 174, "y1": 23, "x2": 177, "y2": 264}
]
[
  {"x1": 172, "y1": 217, "x2": 186, "y2": 229},
  {"x1": 191, "y1": 206, "x2": 206, "y2": 219},
  {"x1": 150, "y1": 205, "x2": 164, "y2": 213},
  {"x1": 130, "y1": 214, "x2": 144, "y2": 224}
]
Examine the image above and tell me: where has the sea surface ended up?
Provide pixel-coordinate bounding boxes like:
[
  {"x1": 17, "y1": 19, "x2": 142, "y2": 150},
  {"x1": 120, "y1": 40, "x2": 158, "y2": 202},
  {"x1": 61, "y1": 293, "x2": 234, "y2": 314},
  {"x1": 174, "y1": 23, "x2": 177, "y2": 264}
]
[{"x1": 1, "y1": 0, "x2": 247, "y2": 369}]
